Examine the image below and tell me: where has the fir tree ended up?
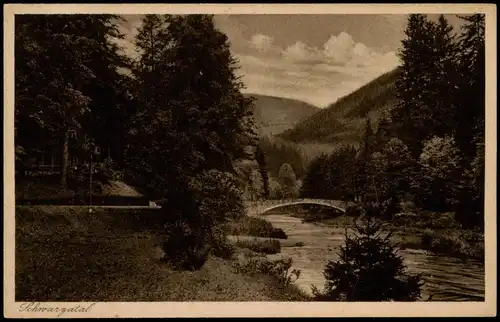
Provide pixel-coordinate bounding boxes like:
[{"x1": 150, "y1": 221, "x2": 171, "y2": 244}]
[
  {"x1": 127, "y1": 14, "x2": 256, "y2": 268},
  {"x1": 278, "y1": 163, "x2": 298, "y2": 198},
  {"x1": 300, "y1": 154, "x2": 328, "y2": 199},
  {"x1": 258, "y1": 137, "x2": 307, "y2": 178},
  {"x1": 353, "y1": 118, "x2": 375, "y2": 201},
  {"x1": 321, "y1": 145, "x2": 358, "y2": 201},
  {"x1": 77, "y1": 15, "x2": 133, "y2": 168},
  {"x1": 391, "y1": 14, "x2": 442, "y2": 157},
  {"x1": 373, "y1": 111, "x2": 395, "y2": 150},
  {"x1": 255, "y1": 145, "x2": 270, "y2": 199},
  {"x1": 313, "y1": 202, "x2": 423, "y2": 301},
  {"x1": 429, "y1": 15, "x2": 461, "y2": 138},
  {"x1": 455, "y1": 14, "x2": 485, "y2": 163}
]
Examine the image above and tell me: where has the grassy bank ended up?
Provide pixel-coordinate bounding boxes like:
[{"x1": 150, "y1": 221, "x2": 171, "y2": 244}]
[
  {"x1": 392, "y1": 212, "x2": 484, "y2": 261},
  {"x1": 15, "y1": 206, "x2": 308, "y2": 301},
  {"x1": 420, "y1": 228, "x2": 484, "y2": 261}
]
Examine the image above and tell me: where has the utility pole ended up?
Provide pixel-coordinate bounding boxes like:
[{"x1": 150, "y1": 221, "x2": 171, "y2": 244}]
[
  {"x1": 372, "y1": 175, "x2": 379, "y2": 204},
  {"x1": 89, "y1": 152, "x2": 92, "y2": 213},
  {"x1": 89, "y1": 145, "x2": 100, "y2": 213}
]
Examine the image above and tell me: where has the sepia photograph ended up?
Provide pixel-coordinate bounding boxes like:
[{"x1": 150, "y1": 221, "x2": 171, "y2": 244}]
[{"x1": 3, "y1": 3, "x2": 496, "y2": 318}]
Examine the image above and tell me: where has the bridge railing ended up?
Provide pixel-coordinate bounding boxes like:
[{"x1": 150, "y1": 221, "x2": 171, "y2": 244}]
[
  {"x1": 245, "y1": 198, "x2": 347, "y2": 216},
  {"x1": 247, "y1": 198, "x2": 346, "y2": 206}
]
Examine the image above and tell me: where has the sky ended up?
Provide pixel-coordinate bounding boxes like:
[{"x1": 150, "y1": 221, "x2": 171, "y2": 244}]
[{"x1": 116, "y1": 14, "x2": 465, "y2": 108}]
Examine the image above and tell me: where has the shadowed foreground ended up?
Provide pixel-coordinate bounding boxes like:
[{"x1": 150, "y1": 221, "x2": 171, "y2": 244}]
[{"x1": 15, "y1": 206, "x2": 308, "y2": 301}]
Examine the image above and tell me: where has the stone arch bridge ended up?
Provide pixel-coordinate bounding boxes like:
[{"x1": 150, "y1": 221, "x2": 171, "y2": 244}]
[{"x1": 244, "y1": 199, "x2": 347, "y2": 217}]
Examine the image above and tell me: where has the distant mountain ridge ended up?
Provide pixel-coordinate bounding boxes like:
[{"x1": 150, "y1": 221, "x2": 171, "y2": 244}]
[
  {"x1": 278, "y1": 67, "x2": 401, "y2": 146},
  {"x1": 245, "y1": 93, "x2": 320, "y2": 137}
]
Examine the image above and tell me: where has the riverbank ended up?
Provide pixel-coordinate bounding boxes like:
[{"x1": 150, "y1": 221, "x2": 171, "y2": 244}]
[
  {"x1": 15, "y1": 206, "x2": 309, "y2": 301},
  {"x1": 279, "y1": 206, "x2": 484, "y2": 262},
  {"x1": 259, "y1": 213, "x2": 485, "y2": 301}
]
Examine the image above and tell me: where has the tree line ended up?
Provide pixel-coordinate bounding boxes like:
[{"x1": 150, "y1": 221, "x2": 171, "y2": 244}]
[
  {"x1": 256, "y1": 137, "x2": 307, "y2": 199},
  {"x1": 305, "y1": 14, "x2": 485, "y2": 302},
  {"x1": 15, "y1": 14, "x2": 258, "y2": 269},
  {"x1": 15, "y1": 15, "x2": 135, "y2": 186},
  {"x1": 301, "y1": 14, "x2": 485, "y2": 230}
]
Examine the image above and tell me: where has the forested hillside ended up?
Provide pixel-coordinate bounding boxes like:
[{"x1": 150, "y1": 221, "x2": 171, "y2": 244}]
[
  {"x1": 279, "y1": 68, "x2": 400, "y2": 145},
  {"x1": 246, "y1": 93, "x2": 320, "y2": 137}
]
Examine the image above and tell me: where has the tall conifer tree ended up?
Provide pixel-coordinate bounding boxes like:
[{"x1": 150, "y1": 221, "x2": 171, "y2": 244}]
[
  {"x1": 256, "y1": 145, "x2": 270, "y2": 199},
  {"x1": 391, "y1": 14, "x2": 439, "y2": 157},
  {"x1": 127, "y1": 15, "x2": 256, "y2": 268},
  {"x1": 455, "y1": 14, "x2": 485, "y2": 163}
]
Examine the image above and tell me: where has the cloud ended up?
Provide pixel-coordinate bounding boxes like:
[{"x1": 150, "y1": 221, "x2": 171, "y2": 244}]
[
  {"x1": 235, "y1": 52, "x2": 383, "y2": 107},
  {"x1": 282, "y1": 41, "x2": 322, "y2": 63},
  {"x1": 114, "y1": 15, "x2": 400, "y2": 107},
  {"x1": 323, "y1": 31, "x2": 357, "y2": 65},
  {"x1": 238, "y1": 69, "x2": 370, "y2": 108},
  {"x1": 235, "y1": 31, "x2": 400, "y2": 106},
  {"x1": 250, "y1": 34, "x2": 275, "y2": 53},
  {"x1": 279, "y1": 31, "x2": 398, "y2": 69}
]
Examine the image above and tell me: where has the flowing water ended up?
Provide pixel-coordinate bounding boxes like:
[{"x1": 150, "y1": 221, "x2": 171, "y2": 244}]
[{"x1": 263, "y1": 213, "x2": 485, "y2": 301}]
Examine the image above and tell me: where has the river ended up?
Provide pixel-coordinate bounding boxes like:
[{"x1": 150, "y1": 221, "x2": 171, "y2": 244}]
[{"x1": 263, "y1": 213, "x2": 485, "y2": 301}]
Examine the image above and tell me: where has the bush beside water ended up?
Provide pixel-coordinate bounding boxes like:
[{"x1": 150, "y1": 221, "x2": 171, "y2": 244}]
[
  {"x1": 161, "y1": 221, "x2": 212, "y2": 271},
  {"x1": 393, "y1": 211, "x2": 461, "y2": 230},
  {"x1": 210, "y1": 226, "x2": 237, "y2": 260},
  {"x1": 229, "y1": 216, "x2": 288, "y2": 239},
  {"x1": 421, "y1": 228, "x2": 484, "y2": 261},
  {"x1": 235, "y1": 238, "x2": 281, "y2": 255},
  {"x1": 391, "y1": 211, "x2": 484, "y2": 261}
]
